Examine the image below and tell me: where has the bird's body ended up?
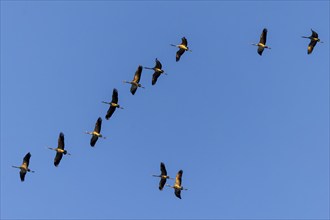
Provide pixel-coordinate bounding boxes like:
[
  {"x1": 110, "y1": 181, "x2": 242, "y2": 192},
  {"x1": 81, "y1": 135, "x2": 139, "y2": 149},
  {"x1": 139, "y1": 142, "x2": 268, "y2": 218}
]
[
  {"x1": 144, "y1": 58, "x2": 165, "y2": 85},
  {"x1": 123, "y1": 65, "x2": 144, "y2": 95},
  {"x1": 152, "y1": 162, "x2": 173, "y2": 190},
  {"x1": 85, "y1": 117, "x2": 105, "y2": 147},
  {"x1": 12, "y1": 152, "x2": 35, "y2": 182},
  {"x1": 252, "y1": 28, "x2": 271, "y2": 56},
  {"x1": 302, "y1": 29, "x2": 323, "y2": 54},
  {"x1": 170, "y1": 37, "x2": 192, "y2": 61},
  {"x1": 48, "y1": 132, "x2": 71, "y2": 167},
  {"x1": 102, "y1": 88, "x2": 123, "y2": 120},
  {"x1": 166, "y1": 170, "x2": 187, "y2": 199}
]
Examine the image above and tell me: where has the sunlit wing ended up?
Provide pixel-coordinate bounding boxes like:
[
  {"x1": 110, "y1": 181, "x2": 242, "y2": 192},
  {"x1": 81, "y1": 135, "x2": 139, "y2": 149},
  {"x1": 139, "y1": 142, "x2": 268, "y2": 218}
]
[
  {"x1": 94, "y1": 117, "x2": 102, "y2": 133},
  {"x1": 308, "y1": 40, "x2": 317, "y2": 54},
  {"x1": 176, "y1": 49, "x2": 185, "y2": 61},
  {"x1": 175, "y1": 170, "x2": 183, "y2": 187},
  {"x1": 22, "y1": 152, "x2": 31, "y2": 168},
  {"x1": 133, "y1": 65, "x2": 143, "y2": 83},
  {"x1": 259, "y1": 28, "x2": 267, "y2": 45}
]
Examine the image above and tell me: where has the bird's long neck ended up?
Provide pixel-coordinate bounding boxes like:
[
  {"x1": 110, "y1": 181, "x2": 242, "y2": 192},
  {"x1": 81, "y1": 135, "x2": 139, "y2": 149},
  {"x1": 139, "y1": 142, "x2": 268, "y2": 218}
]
[
  {"x1": 102, "y1": 101, "x2": 110, "y2": 104},
  {"x1": 144, "y1": 67, "x2": 153, "y2": 70}
]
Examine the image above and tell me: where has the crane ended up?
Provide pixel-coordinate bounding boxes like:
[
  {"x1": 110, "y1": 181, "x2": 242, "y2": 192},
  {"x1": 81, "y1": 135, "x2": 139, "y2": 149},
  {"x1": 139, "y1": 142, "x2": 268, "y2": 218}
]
[
  {"x1": 123, "y1": 65, "x2": 144, "y2": 95},
  {"x1": 302, "y1": 29, "x2": 323, "y2": 54},
  {"x1": 152, "y1": 162, "x2": 173, "y2": 190},
  {"x1": 85, "y1": 117, "x2": 106, "y2": 147},
  {"x1": 48, "y1": 132, "x2": 71, "y2": 167},
  {"x1": 170, "y1": 37, "x2": 192, "y2": 61},
  {"x1": 252, "y1": 28, "x2": 271, "y2": 56},
  {"x1": 144, "y1": 58, "x2": 165, "y2": 85},
  {"x1": 102, "y1": 88, "x2": 123, "y2": 120},
  {"x1": 12, "y1": 152, "x2": 35, "y2": 182},
  {"x1": 166, "y1": 170, "x2": 188, "y2": 199}
]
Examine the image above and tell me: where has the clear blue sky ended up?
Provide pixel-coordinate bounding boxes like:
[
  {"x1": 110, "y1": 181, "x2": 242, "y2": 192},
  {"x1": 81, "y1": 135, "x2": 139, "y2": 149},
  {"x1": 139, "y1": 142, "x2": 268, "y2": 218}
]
[{"x1": 1, "y1": 1, "x2": 329, "y2": 219}]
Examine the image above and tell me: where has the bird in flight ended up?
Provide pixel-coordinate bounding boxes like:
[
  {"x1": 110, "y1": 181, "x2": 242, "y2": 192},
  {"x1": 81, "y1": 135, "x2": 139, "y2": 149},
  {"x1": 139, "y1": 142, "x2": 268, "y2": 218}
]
[
  {"x1": 47, "y1": 132, "x2": 71, "y2": 167},
  {"x1": 302, "y1": 29, "x2": 323, "y2": 54},
  {"x1": 252, "y1": 28, "x2": 271, "y2": 56},
  {"x1": 152, "y1": 162, "x2": 173, "y2": 190},
  {"x1": 123, "y1": 65, "x2": 144, "y2": 95},
  {"x1": 102, "y1": 88, "x2": 123, "y2": 120},
  {"x1": 170, "y1": 37, "x2": 192, "y2": 61},
  {"x1": 12, "y1": 152, "x2": 35, "y2": 182}
]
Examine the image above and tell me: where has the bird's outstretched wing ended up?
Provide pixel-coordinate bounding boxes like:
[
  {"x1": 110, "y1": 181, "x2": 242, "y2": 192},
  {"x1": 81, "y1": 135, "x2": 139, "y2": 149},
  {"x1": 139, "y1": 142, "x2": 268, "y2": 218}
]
[
  {"x1": 259, "y1": 28, "x2": 268, "y2": 45},
  {"x1": 58, "y1": 132, "x2": 65, "y2": 150},
  {"x1": 111, "y1": 88, "x2": 119, "y2": 104},
  {"x1": 152, "y1": 72, "x2": 161, "y2": 85},
  {"x1": 54, "y1": 152, "x2": 63, "y2": 167},
  {"x1": 94, "y1": 117, "x2": 102, "y2": 133},
  {"x1": 20, "y1": 171, "x2": 26, "y2": 182},
  {"x1": 130, "y1": 84, "x2": 138, "y2": 95},
  {"x1": 22, "y1": 152, "x2": 31, "y2": 167},
  {"x1": 257, "y1": 46, "x2": 264, "y2": 56},
  {"x1": 175, "y1": 170, "x2": 183, "y2": 187},
  {"x1": 155, "y1": 59, "x2": 162, "y2": 69},
  {"x1": 181, "y1": 37, "x2": 188, "y2": 46},
  {"x1": 133, "y1": 65, "x2": 143, "y2": 83},
  {"x1": 160, "y1": 162, "x2": 167, "y2": 176},
  {"x1": 174, "y1": 188, "x2": 182, "y2": 199},
  {"x1": 106, "y1": 106, "x2": 116, "y2": 120},
  {"x1": 159, "y1": 178, "x2": 167, "y2": 190},
  {"x1": 308, "y1": 40, "x2": 317, "y2": 54},
  {"x1": 176, "y1": 49, "x2": 185, "y2": 61},
  {"x1": 311, "y1": 29, "x2": 318, "y2": 38},
  {"x1": 90, "y1": 135, "x2": 99, "y2": 147}
]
